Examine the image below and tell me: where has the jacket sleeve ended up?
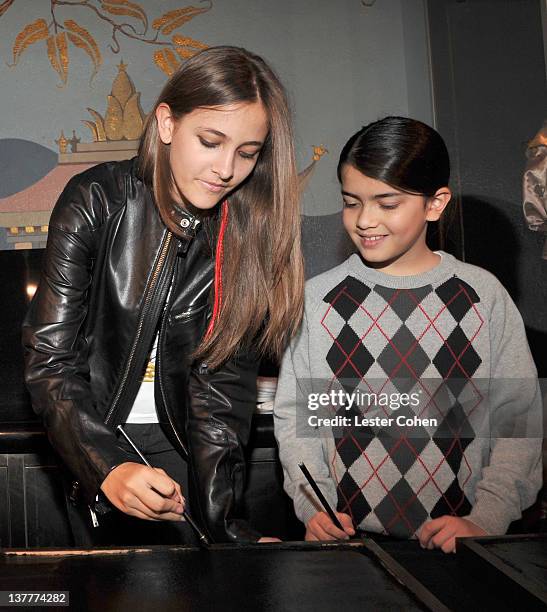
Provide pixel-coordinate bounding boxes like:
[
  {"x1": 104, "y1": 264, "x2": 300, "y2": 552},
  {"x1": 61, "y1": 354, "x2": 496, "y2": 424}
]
[
  {"x1": 22, "y1": 175, "x2": 131, "y2": 505},
  {"x1": 466, "y1": 282, "x2": 543, "y2": 534},
  {"x1": 186, "y1": 351, "x2": 262, "y2": 543}
]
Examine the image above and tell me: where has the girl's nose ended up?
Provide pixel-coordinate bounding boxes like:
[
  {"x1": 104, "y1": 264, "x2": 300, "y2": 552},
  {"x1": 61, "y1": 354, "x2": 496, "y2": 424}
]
[{"x1": 212, "y1": 152, "x2": 235, "y2": 183}]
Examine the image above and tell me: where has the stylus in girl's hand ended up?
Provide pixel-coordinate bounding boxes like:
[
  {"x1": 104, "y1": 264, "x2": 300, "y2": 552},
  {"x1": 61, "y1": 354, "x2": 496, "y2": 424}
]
[{"x1": 116, "y1": 425, "x2": 210, "y2": 547}]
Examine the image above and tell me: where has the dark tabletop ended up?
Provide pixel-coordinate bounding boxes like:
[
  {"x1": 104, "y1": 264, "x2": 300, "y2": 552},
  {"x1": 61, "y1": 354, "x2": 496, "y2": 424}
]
[
  {"x1": 0, "y1": 543, "x2": 425, "y2": 612},
  {"x1": 2, "y1": 537, "x2": 546, "y2": 611}
]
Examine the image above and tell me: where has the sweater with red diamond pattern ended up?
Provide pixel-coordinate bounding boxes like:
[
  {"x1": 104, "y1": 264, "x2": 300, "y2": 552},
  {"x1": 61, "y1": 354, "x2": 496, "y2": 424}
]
[{"x1": 274, "y1": 252, "x2": 542, "y2": 537}]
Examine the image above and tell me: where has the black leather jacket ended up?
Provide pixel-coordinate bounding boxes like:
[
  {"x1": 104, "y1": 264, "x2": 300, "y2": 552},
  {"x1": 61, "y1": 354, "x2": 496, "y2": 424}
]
[{"x1": 22, "y1": 158, "x2": 261, "y2": 543}]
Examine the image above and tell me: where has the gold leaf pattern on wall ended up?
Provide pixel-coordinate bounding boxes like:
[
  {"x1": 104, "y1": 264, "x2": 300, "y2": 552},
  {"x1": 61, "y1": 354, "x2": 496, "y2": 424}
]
[
  {"x1": 9, "y1": 18, "x2": 49, "y2": 66},
  {"x1": 47, "y1": 32, "x2": 69, "y2": 86},
  {"x1": 172, "y1": 35, "x2": 207, "y2": 49},
  {"x1": 152, "y1": 6, "x2": 210, "y2": 35},
  {"x1": 65, "y1": 20, "x2": 102, "y2": 80},
  {"x1": 4, "y1": 3, "x2": 211, "y2": 82},
  {"x1": 122, "y1": 92, "x2": 144, "y2": 139},
  {"x1": 154, "y1": 48, "x2": 180, "y2": 76},
  {"x1": 174, "y1": 47, "x2": 194, "y2": 59},
  {"x1": 100, "y1": 0, "x2": 148, "y2": 31},
  {"x1": 172, "y1": 34, "x2": 207, "y2": 59},
  {"x1": 105, "y1": 95, "x2": 124, "y2": 140}
]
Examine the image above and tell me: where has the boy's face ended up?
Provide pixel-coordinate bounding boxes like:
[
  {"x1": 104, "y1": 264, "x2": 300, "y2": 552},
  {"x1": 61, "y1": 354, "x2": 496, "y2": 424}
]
[{"x1": 341, "y1": 165, "x2": 447, "y2": 275}]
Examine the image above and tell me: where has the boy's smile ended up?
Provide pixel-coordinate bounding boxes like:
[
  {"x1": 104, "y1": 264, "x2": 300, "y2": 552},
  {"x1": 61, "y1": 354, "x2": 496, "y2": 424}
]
[{"x1": 341, "y1": 165, "x2": 449, "y2": 276}]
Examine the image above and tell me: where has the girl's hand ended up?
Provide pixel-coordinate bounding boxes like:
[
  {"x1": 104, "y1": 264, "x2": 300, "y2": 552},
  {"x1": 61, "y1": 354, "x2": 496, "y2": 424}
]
[
  {"x1": 305, "y1": 511, "x2": 355, "y2": 541},
  {"x1": 100, "y1": 462, "x2": 185, "y2": 521},
  {"x1": 418, "y1": 516, "x2": 487, "y2": 553}
]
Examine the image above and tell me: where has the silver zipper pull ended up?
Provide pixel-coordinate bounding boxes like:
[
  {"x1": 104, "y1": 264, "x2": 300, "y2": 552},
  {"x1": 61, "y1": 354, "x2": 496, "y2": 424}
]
[{"x1": 89, "y1": 505, "x2": 99, "y2": 528}]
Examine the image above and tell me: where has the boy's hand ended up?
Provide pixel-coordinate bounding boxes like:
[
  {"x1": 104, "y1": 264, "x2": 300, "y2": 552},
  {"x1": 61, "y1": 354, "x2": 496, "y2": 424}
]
[
  {"x1": 418, "y1": 516, "x2": 487, "y2": 553},
  {"x1": 101, "y1": 462, "x2": 185, "y2": 521},
  {"x1": 305, "y1": 511, "x2": 355, "y2": 541}
]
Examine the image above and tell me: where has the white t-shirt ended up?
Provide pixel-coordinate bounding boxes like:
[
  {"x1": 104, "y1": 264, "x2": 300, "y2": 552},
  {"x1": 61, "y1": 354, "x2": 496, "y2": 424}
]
[{"x1": 125, "y1": 334, "x2": 159, "y2": 424}]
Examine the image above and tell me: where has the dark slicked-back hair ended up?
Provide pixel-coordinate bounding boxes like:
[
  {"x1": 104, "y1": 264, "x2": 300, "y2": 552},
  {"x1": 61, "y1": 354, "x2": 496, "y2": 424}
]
[{"x1": 337, "y1": 116, "x2": 450, "y2": 196}]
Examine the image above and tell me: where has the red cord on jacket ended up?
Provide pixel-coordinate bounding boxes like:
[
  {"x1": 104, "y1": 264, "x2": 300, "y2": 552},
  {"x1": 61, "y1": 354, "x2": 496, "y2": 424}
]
[{"x1": 205, "y1": 199, "x2": 229, "y2": 338}]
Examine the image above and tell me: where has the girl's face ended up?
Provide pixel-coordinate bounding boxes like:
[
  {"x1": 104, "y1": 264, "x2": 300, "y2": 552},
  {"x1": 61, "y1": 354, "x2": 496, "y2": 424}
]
[
  {"x1": 341, "y1": 165, "x2": 449, "y2": 275},
  {"x1": 156, "y1": 101, "x2": 269, "y2": 209}
]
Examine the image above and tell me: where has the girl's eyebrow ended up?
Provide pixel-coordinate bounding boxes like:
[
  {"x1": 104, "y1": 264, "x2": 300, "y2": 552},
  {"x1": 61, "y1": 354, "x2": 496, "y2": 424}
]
[
  {"x1": 341, "y1": 190, "x2": 401, "y2": 200},
  {"x1": 198, "y1": 127, "x2": 263, "y2": 146}
]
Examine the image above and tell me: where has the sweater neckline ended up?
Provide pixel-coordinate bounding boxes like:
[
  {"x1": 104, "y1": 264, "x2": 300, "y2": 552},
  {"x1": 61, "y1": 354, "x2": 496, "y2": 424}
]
[{"x1": 347, "y1": 251, "x2": 456, "y2": 289}]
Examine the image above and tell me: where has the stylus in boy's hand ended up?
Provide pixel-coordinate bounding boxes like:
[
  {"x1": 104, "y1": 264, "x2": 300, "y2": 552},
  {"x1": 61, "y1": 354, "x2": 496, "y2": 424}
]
[{"x1": 298, "y1": 462, "x2": 355, "y2": 540}]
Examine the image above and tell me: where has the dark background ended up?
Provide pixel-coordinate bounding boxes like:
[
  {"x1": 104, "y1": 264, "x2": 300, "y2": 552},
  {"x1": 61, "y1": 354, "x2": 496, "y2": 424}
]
[{"x1": 427, "y1": 0, "x2": 547, "y2": 376}]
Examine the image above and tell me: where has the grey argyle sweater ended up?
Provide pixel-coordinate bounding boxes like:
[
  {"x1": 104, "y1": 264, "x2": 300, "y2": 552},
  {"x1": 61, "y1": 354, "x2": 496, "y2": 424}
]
[{"x1": 274, "y1": 252, "x2": 542, "y2": 537}]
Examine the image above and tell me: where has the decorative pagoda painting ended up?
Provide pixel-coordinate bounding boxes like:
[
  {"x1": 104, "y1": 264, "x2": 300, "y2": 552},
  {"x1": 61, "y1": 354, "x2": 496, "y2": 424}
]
[
  {"x1": 0, "y1": 1, "x2": 212, "y2": 250},
  {"x1": 0, "y1": 0, "x2": 327, "y2": 250},
  {"x1": 1, "y1": 60, "x2": 151, "y2": 249}
]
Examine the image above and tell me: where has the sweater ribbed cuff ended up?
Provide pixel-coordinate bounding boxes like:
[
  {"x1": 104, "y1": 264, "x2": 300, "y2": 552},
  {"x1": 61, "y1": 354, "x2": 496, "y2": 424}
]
[
  {"x1": 465, "y1": 502, "x2": 515, "y2": 536},
  {"x1": 293, "y1": 481, "x2": 338, "y2": 527}
]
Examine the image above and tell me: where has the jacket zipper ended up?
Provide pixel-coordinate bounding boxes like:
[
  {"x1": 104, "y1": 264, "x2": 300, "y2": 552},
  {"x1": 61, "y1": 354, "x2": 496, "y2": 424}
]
[
  {"x1": 78, "y1": 232, "x2": 175, "y2": 516},
  {"x1": 104, "y1": 231, "x2": 173, "y2": 425}
]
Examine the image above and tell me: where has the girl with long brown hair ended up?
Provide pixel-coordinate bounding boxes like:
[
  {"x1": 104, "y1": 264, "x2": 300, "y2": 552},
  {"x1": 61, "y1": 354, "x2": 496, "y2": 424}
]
[{"x1": 23, "y1": 46, "x2": 304, "y2": 544}]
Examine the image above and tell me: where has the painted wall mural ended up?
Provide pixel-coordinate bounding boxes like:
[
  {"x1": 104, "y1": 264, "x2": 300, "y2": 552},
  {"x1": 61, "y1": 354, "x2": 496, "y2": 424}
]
[
  {"x1": 1, "y1": 61, "x2": 147, "y2": 248},
  {"x1": 0, "y1": 1, "x2": 214, "y2": 249},
  {"x1": 0, "y1": 0, "x2": 433, "y2": 276},
  {"x1": 0, "y1": 54, "x2": 326, "y2": 249},
  {"x1": 6, "y1": 0, "x2": 211, "y2": 82},
  {"x1": 0, "y1": 0, "x2": 330, "y2": 251}
]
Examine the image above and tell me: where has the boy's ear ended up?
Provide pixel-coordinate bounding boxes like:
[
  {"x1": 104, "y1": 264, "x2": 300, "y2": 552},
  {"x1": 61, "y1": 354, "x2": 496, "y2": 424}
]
[
  {"x1": 155, "y1": 103, "x2": 175, "y2": 145},
  {"x1": 425, "y1": 187, "x2": 451, "y2": 221}
]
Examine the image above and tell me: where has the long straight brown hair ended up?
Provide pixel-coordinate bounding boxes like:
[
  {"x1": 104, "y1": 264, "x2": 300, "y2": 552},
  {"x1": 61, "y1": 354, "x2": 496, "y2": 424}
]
[{"x1": 137, "y1": 46, "x2": 304, "y2": 368}]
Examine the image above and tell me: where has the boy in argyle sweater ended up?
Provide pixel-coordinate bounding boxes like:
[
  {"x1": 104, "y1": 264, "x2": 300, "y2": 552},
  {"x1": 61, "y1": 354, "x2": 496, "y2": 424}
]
[{"x1": 274, "y1": 118, "x2": 542, "y2": 553}]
